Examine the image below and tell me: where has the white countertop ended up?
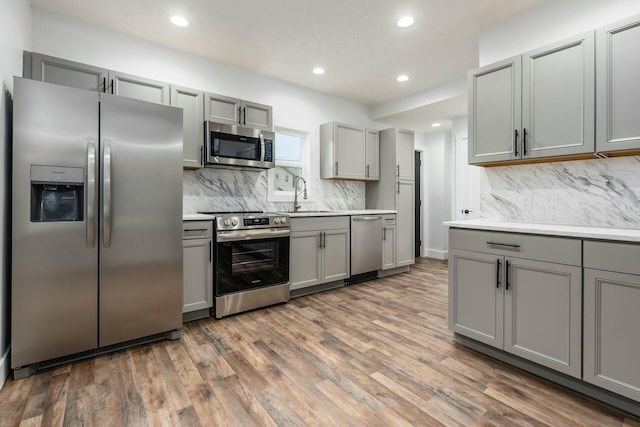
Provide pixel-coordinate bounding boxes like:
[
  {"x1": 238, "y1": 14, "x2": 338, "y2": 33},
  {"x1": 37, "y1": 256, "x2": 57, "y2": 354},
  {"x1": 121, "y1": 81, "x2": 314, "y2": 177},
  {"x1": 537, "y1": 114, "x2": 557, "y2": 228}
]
[
  {"x1": 444, "y1": 219, "x2": 640, "y2": 243},
  {"x1": 183, "y1": 213, "x2": 215, "y2": 221},
  {"x1": 285, "y1": 209, "x2": 396, "y2": 218}
]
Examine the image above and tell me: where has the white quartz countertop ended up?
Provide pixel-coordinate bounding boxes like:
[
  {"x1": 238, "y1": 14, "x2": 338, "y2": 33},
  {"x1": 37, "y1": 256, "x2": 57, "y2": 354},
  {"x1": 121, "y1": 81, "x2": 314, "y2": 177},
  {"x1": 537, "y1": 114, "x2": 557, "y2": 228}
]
[
  {"x1": 285, "y1": 209, "x2": 396, "y2": 218},
  {"x1": 183, "y1": 213, "x2": 215, "y2": 221},
  {"x1": 444, "y1": 219, "x2": 640, "y2": 243}
]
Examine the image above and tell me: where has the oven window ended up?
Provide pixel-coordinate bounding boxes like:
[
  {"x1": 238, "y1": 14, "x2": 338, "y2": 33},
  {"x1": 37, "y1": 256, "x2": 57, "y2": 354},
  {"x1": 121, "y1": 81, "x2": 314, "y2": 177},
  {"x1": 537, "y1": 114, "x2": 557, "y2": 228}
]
[
  {"x1": 212, "y1": 133, "x2": 260, "y2": 161},
  {"x1": 216, "y1": 237, "x2": 290, "y2": 295}
]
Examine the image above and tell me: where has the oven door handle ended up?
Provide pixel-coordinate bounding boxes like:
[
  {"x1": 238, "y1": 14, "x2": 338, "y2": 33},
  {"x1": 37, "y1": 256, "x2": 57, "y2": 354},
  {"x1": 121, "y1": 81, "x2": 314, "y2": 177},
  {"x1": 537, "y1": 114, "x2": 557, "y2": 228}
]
[{"x1": 217, "y1": 228, "x2": 290, "y2": 242}]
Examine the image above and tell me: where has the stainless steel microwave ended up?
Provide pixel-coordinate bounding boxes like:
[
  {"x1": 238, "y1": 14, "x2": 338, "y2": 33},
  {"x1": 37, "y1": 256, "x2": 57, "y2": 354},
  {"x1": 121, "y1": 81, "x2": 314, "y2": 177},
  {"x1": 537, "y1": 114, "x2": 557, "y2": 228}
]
[{"x1": 205, "y1": 121, "x2": 275, "y2": 169}]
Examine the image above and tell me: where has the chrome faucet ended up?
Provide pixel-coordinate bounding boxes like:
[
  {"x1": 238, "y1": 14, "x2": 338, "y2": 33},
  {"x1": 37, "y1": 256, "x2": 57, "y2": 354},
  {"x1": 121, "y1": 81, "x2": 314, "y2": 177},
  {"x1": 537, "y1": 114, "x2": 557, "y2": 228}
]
[{"x1": 293, "y1": 176, "x2": 307, "y2": 212}]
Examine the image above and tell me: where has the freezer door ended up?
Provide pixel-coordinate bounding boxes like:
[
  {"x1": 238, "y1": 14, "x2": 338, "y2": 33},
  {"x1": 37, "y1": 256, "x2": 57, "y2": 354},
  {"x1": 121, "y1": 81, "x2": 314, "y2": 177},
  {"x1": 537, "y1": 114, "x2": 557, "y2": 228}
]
[
  {"x1": 11, "y1": 78, "x2": 99, "y2": 368},
  {"x1": 99, "y1": 94, "x2": 183, "y2": 347}
]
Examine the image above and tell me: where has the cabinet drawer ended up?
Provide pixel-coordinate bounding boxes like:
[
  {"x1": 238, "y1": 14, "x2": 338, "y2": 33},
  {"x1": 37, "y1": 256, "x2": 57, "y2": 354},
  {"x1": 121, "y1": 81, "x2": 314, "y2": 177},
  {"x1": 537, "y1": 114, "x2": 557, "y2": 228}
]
[
  {"x1": 449, "y1": 228, "x2": 581, "y2": 266},
  {"x1": 382, "y1": 214, "x2": 396, "y2": 225},
  {"x1": 290, "y1": 216, "x2": 349, "y2": 232},
  {"x1": 183, "y1": 220, "x2": 213, "y2": 239},
  {"x1": 584, "y1": 240, "x2": 640, "y2": 275}
]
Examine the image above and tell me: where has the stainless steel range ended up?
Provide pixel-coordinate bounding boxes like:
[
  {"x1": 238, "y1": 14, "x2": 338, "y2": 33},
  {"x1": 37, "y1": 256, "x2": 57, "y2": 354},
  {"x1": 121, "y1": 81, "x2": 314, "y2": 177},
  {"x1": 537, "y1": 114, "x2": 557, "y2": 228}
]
[{"x1": 200, "y1": 211, "x2": 290, "y2": 318}]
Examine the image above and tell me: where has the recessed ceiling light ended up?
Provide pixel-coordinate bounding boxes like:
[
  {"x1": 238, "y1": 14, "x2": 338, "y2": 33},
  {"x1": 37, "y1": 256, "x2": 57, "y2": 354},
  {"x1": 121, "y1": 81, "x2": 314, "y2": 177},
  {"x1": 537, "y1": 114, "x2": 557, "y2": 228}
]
[
  {"x1": 431, "y1": 123, "x2": 441, "y2": 127},
  {"x1": 396, "y1": 16, "x2": 415, "y2": 28},
  {"x1": 312, "y1": 67, "x2": 326, "y2": 75},
  {"x1": 170, "y1": 15, "x2": 190, "y2": 27},
  {"x1": 396, "y1": 74, "x2": 409, "y2": 82}
]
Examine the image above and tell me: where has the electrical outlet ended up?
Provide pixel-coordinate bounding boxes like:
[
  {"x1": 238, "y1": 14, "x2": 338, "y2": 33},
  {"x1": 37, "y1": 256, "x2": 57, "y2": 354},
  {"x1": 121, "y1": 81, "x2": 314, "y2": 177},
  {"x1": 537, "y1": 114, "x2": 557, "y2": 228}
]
[{"x1": 521, "y1": 194, "x2": 532, "y2": 210}]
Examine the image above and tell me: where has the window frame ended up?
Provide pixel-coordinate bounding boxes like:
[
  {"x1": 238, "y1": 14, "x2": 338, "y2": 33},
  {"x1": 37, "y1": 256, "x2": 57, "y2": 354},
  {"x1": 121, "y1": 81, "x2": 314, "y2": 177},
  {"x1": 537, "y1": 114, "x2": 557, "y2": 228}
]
[{"x1": 267, "y1": 127, "x2": 313, "y2": 203}]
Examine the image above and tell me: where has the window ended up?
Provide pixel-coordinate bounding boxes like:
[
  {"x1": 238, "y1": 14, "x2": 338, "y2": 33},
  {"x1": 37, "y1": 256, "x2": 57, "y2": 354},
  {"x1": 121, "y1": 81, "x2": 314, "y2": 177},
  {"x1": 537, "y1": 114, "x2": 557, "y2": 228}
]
[{"x1": 268, "y1": 128, "x2": 311, "y2": 202}]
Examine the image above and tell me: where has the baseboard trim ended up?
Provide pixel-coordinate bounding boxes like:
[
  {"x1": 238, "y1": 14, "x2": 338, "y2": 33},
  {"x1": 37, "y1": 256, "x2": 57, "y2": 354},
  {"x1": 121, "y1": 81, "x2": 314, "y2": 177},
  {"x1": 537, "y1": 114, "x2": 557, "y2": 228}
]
[
  {"x1": 0, "y1": 346, "x2": 10, "y2": 391},
  {"x1": 422, "y1": 249, "x2": 448, "y2": 260}
]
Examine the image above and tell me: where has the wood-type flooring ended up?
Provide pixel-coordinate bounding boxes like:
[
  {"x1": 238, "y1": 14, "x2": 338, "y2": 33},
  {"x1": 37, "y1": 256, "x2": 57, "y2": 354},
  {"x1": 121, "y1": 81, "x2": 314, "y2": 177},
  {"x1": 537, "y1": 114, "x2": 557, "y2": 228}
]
[{"x1": 1, "y1": 258, "x2": 639, "y2": 426}]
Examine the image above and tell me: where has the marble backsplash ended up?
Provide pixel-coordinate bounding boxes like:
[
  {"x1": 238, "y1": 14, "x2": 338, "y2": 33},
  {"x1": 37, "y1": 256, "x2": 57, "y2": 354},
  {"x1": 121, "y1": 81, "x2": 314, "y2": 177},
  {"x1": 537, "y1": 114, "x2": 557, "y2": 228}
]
[
  {"x1": 480, "y1": 156, "x2": 640, "y2": 228},
  {"x1": 183, "y1": 168, "x2": 365, "y2": 213}
]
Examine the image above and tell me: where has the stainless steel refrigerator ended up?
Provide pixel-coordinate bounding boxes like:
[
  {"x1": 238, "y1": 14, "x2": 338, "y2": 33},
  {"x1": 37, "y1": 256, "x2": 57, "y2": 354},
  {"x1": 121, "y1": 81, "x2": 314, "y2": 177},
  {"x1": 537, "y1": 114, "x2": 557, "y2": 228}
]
[{"x1": 11, "y1": 77, "x2": 183, "y2": 378}]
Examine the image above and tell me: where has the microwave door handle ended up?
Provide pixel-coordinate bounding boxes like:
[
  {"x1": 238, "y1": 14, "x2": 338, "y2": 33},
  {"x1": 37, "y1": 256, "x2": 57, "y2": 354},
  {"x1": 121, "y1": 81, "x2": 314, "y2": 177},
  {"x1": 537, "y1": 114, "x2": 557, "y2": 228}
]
[{"x1": 260, "y1": 136, "x2": 266, "y2": 162}]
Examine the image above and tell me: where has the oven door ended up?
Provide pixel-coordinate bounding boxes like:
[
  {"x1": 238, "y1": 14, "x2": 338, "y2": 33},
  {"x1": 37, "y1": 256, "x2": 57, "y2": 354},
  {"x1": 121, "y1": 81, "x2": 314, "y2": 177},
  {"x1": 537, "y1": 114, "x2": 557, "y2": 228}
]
[{"x1": 215, "y1": 229, "x2": 290, "y2": 296}]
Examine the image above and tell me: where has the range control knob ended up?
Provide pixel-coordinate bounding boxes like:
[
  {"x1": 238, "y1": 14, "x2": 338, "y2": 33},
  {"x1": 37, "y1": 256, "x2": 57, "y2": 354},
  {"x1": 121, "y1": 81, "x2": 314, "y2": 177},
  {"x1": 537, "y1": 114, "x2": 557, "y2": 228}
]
[
  {"x1": 274, "y1": 218, "x2": 281, "y2": 224},
  {"x1": 280, "y1": 217, "x2": 288, "y2": 224},
  {"x1": 223, "y1": 218, "x2": 231, "y2": 227},
  {"x1": 231, "y1": 218, "x2": 239, "y2": 226}
]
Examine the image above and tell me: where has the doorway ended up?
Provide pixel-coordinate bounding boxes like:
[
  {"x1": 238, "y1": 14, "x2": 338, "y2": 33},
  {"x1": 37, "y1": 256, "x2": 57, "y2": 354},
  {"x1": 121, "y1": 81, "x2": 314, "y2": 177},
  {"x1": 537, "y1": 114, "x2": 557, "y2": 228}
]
[{"x1": 414, "y1": 150, "x2": 422, "y2": 258}]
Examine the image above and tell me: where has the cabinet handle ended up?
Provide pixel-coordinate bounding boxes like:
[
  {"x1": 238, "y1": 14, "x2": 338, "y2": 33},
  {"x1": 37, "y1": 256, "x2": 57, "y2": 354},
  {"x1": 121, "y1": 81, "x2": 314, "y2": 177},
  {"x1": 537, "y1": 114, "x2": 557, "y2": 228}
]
[
  {"x1": 523, "y1": 128, "x2": 528, "y2": 156},
  {"x1": 505, "y1": 260, "x2": 511, "y2": 290},
  {"x1": 200, "y1": 145, "x2": 204, "y2": 165},
  {"x1": 111, "y1": 79, "x2": 114, "y2": 94},
  {"x1": 366, "y1": 164, "x2": 370, "y2": 178},
  {"x1": 335, "y1": 161, "x2": 338, "y2": 176},
  {"x1": 496, "y1": 259, "x2": 501, "y2": 288},
  {"x1": 513, "y1": 129, "x2": 519, "y2": 156},
  {"x1": 323, "y1": 232, "x2": 326, "y2": 248},
  {"x1": 209, "y1": 241, "x2": 212, "y2": 263},
  {"x1": 383, "y1": 227, "x2": 386, "y2": 241},
  {"x1": 238, "y1": 106, "x2": 242, "y2": 125},
  {"x1": 396, "y1": 164, "x2": 400, "y2": 177},
  {"x1": 486, "y1": 241, "x2": 520, "y2": 248},
  {"x1": 243, "y1": 107, "x2": 247, "y2": 126},
  {"x1": 397, "y1": 182, "x2": 400, "y2": 193},
  {"x1": 318, "y1": 232, "x2": 323, "y2": 248},
  {"x1": 102, "y1": 77, "x2": 106, "y2": 93}
]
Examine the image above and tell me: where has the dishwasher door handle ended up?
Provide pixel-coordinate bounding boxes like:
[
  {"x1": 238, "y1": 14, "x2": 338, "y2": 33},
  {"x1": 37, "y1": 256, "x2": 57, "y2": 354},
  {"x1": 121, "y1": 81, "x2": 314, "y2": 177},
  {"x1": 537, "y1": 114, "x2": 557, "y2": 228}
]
[{"x1": 352, "y1": 216, "x2": 382, "y2": 221}]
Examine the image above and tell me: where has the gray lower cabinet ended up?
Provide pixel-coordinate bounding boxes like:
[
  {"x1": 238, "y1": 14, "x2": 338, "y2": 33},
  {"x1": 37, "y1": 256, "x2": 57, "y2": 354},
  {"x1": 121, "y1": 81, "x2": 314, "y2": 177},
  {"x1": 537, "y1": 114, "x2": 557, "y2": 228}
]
[
  {"x1": 449, "y1": 229, "x2": 582, "y2": 378},
  {"x1": 182, "y1": 221, "x2": 213, "y2": 320},
  {"x1": 583, "y1": 240, "x2": 640, "y2": 402},
  {"x1": 382, "y1": 215, "x2": 396, "y2": 270},
  {"x1": 30, "y1": 52, "x2": 109, "y2": 92},
  {"x1": 596, "y1": 14, "x2": 640, "y2": 153},
  {"x1": 290, "y1": 217, "x2": 350, "y2": 292},
  {"x1": 171, "y1": 85, "x2": 204, "y2": 168}
]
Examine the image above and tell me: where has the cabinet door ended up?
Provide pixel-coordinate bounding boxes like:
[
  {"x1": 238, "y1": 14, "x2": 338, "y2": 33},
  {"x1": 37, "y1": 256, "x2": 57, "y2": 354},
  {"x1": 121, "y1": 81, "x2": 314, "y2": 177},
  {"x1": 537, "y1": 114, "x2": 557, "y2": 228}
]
[
  {"x1": 182, "y1": 238, "x2": 213, "y2": 313},
  {"x1": 395, "y1": 129, "x2": 414, "y2": 181},
  {"x1": 596, "y1": 16, "x2": 640, "y2": 153},
  {"x1": 335, "y1": 123, "x2": 366, "y2": 179},
  {"x1": 382, "y1": 225, "x2": 396, "y2": 270},
  {"x1": 395, "y1": 180, "x2": 415, "y2": 267},
  {"x1": 365, "y1": 129, "x2": 379, "y2": 180},
  {"x1": 448, "y1": 250, "x2": 504, "y2": 348},
  {"x1": 584, "y1": 268, "x2": 640, "y2": 402},
  {"x1": 322, "y1": 229, "x2": 350, "y2": 282},
  {"x1": 290, "y1": 231, "x2": 322, "y2": 290},
  {"x1": 171, "y1": 85, "x2": 204, "y2": 168},
  {"x1": 504, "y1": 258, "x2": 581, "y2": 378},
  {"x1": 522, "y1": 32, "x2": 595, "y2": 159},
  {"x1": 31, "y1": 53, "x2": 108, "y2": 92},
  {"x1": 204, "y1": 92, "x2": 241, "y2": 125},
  {"x1": 242, "y1": 100, "x2": 273, "y2": 131},
  {"x1": 468, "y1": 56, "x2": 522, "y2": 164},
  {"x1": 110, "y1": 71, "x2": 170, "y2": 105}
]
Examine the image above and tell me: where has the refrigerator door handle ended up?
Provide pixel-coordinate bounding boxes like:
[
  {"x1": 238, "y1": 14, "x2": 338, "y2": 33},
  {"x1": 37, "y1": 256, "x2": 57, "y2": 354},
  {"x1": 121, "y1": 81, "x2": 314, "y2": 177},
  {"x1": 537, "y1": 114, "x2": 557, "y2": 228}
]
[
  {"x1": 86, "y1": 140, "x2": 97, "y2": 248},
  {"x1": 103, "y1": 143, "x2": 112, "y2": 248}
]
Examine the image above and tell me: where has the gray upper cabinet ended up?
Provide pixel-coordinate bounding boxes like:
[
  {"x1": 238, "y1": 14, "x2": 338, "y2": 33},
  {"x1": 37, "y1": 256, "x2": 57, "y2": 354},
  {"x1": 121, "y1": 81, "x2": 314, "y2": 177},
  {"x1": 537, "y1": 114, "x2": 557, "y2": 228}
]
[
  {"x1": 522, "y1": 33, "x2": 595, "y2": 159},
  {"x1": 171, "y1": 85, "x2": 204, "y2": 168},
  {"x1": 204, "y1": 92, "x2": 272, "y2": 131},
  {"x1": 468, "y1": 56, "x2": 522, "y2": 164},
  {"x1": 110, "y1": 71, "x2": 170, "y2": 105},
  {"x1": 468, "y1": 32, "x2": 595, "y2": 165},
  {"x1": 30, "y1": 53, "x2": 108, "y2": 92},
  {"x1": 395, "y1": 129, "x2": 415, "y2": 180},
  {"x1": 365, "y1": 129, "x2": 379, "y2": 181},
  {"x1": 596, "y1": 14, "x2": 640, "y2": 153},
  {"x1": 320, "y1": 122, "x2": 366, "y2": 180}
]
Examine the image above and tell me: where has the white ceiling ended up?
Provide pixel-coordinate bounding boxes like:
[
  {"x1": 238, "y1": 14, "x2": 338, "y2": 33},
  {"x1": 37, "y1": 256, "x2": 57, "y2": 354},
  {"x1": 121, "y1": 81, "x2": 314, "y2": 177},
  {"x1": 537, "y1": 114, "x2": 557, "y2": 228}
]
[{"x1": 30, "y1": 0, "x2": 551, "y2": 129}]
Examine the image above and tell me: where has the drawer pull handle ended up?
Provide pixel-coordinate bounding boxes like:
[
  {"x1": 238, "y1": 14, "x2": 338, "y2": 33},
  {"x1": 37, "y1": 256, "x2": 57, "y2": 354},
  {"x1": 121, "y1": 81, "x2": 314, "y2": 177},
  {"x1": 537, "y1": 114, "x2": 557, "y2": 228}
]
[
  {"x1": 486, "y1": 241, "x2": 520, "y2": 248},
  {"x1": 506, "y1": 260, "x2": 511, "y2": 290},
  {"x1": 496, "y1": 259, "x2": 501, "y2": 288}
]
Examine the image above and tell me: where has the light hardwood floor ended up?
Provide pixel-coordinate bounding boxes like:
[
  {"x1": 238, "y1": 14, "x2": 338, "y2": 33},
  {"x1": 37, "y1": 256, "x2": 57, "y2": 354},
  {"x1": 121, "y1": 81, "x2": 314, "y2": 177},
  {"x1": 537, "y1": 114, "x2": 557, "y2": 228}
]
[{"x1": 1, "y1": 258, "x2": 639, "y2": 426}]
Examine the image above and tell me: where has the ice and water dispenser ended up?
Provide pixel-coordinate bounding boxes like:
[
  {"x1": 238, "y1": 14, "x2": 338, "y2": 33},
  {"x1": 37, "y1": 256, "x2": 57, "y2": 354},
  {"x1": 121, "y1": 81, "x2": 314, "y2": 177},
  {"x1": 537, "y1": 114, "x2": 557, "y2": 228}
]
[{"x1": 30, "y1": 165, "x2": 84, "y2": 222}]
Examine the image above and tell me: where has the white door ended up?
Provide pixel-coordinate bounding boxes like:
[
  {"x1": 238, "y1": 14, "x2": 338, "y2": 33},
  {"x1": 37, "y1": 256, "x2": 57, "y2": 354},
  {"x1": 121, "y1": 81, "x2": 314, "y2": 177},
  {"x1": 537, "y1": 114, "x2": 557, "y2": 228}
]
[{"x1": 454, "y1": 133, "x2": 481, "y2": 220}]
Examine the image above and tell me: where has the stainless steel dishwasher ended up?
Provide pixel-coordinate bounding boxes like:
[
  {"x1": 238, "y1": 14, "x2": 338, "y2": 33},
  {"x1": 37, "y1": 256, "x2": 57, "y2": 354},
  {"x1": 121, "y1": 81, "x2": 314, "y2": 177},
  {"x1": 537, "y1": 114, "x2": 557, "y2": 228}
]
[{"x1": 350, "y1": 215, "x2": 383, "y2": 275}]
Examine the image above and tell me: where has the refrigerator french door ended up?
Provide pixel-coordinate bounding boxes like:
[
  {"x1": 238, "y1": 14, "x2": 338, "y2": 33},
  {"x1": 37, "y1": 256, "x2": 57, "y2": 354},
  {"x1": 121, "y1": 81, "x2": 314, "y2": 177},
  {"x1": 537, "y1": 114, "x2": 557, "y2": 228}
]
[{"x1": 11, "y1": 77, "x2": 183, "y2": 375}]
